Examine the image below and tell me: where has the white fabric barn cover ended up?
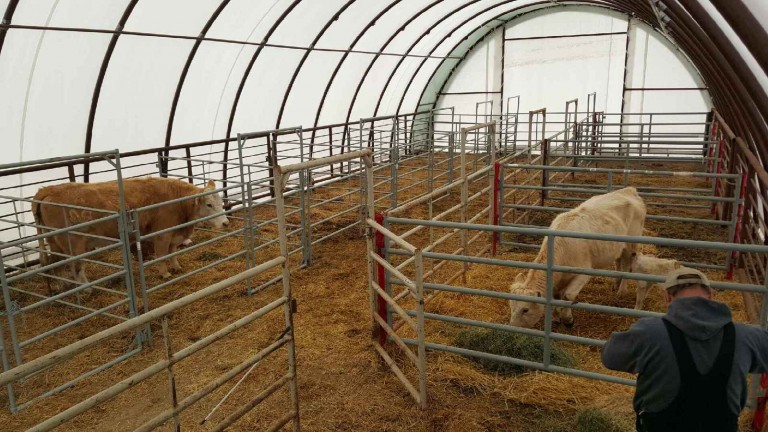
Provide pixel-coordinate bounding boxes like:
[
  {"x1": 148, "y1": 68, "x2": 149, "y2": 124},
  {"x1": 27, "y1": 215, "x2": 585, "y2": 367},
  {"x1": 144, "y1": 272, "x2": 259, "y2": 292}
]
[{"x1": 1, "y1": 0, "x2": 766, "y2": 168}]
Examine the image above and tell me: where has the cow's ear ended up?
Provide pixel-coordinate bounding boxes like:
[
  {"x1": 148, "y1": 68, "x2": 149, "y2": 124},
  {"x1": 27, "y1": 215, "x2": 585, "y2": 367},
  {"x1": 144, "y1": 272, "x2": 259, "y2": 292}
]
[
  {"x1": 205, "y1": 180, "x2": 215, "y2": 190},
  {"x1": 515, "y1": 273, "x2": 525, "y2": 283}
]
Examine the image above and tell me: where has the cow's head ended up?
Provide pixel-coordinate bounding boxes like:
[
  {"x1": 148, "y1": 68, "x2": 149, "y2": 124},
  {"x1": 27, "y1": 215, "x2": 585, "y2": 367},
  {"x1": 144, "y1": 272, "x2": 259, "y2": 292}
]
[
  {"x1": 508, "y1": 273, "x2": 544, "y2": 328},
  {"x1": 195, "y1": 180, "x2": 229, "y2": 228}
]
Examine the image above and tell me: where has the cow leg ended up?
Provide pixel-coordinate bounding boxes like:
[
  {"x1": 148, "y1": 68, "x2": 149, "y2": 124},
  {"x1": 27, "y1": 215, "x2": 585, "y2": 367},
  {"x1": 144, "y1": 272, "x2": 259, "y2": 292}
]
[
  {"x1": 45, "y1": 241, "x2": 66, "y2": 294},
  {"x1": 70, "y1": 235, "x2": 92, "y2": 295},
  {"x1": 168, "y1": 242, "x2": 182, "y2": 273},
  {"x1": 559, "y1": 275, "x2": 592, "y2": 327},
  {"x1": 153, "y1": 235, "x2": 172, "y2": 279},
  {"x1": 635, "y1": 281, "x2": 650, "y2": 310},
  {"x1": 614, "y1": 247, "x2": 634, "y2": 295}
]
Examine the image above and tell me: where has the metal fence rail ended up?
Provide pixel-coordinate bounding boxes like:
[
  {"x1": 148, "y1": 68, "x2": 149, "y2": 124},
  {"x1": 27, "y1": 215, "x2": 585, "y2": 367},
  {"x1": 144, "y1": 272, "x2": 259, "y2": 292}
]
[
  {"x1": 496, "y1": 163, "x2": 743, "y2": 273},
  {"x1": 0, "y1": 256, "x2": 299, "y2": 431},
  {"x1": 368, "y1": 215, "x2": 768, "y2": 408}
]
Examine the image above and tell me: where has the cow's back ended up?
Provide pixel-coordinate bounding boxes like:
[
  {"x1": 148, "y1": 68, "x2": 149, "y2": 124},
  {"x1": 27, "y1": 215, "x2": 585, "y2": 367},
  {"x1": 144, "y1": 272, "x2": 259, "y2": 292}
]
[
  {"x1": 34, "y1": 178, "x2": 200, "y2": 237},
  {"x1": 552, "y1": 187, "x2": 645, "y2": 236},
  {"x1": 547, "y1": 187, "x2": 646, "y2": 270}
]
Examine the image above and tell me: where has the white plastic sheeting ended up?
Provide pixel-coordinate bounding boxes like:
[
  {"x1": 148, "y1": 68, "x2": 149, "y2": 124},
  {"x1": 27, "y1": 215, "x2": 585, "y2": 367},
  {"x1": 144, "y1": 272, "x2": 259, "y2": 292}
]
[
  {"x1": 0, "y1": 0, "x2": 765, "y2": 173},
  {"x1": 435, "y1": 7, "x2": 710, "y2": 119}
]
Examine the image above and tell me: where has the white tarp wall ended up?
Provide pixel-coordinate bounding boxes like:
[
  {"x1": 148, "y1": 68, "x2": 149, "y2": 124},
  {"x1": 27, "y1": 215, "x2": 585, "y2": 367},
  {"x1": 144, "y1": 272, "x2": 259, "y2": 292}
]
[{"x1": 434, "y1": 7, "x2": 712, "y2": 137}]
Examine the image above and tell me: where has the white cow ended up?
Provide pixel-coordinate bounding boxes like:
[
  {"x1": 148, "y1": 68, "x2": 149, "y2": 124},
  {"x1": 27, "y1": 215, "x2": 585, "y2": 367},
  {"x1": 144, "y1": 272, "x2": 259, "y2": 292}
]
[
  {"x1": 509, "y1": 187, "x2": 647, "y2": 328},
  {"x1": 627, "y1": 253, "x2": 681, "y2": 310}
]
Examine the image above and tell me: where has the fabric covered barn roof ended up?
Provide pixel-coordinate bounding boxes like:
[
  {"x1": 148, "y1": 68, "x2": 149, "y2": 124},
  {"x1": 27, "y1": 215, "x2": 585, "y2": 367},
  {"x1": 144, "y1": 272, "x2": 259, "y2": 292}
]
[{"x1": 0, "y1": 0, "x2": 766, "y2": 164}]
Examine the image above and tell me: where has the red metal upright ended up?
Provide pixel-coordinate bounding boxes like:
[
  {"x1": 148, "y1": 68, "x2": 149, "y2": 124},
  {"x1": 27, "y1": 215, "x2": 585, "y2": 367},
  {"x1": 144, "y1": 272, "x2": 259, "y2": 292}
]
[
  {"x1": 492, "y1": 161, "x2": 501, "y2": 256},
  {"x1": 727, "y1": 172, "x2": 748, "y2": 280},
  {"x1": 374, "y1": 212, "x2": 388, "y2": 346},
  {"x1": 753, "y1": 373, "x2": 768, "y2": 431},
  {"x1": 712, "y1": 137, "x2": 726, "y2": 217},
  {"x1": 707, "y1": 121, "x2": 718, "y2": 174}
]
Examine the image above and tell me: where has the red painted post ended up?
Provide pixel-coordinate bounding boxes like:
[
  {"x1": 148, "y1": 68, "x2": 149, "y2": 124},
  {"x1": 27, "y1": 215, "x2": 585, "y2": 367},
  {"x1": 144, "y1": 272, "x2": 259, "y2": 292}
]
[
  {"x1": 752, "y1": 373, "x2": 768, "y2": 431},
  {"x1": 727, "y1": 172, "x2": 748, "y2": 280},
  {"x1": 374, "y1": 212, "x2": 388, "y2": 346},
  {"x1": 707, "y1": 121, "x2": 718, "y2": 174},
  {"x1": 541, "y1": 139, "x2": 549, "y2": 205},
  {"x1": 712, "y1": 138, "x2": 725, "y2": 217},
  {"x1": 492, "y1": 161, "x2": 501, "y2": 256}
]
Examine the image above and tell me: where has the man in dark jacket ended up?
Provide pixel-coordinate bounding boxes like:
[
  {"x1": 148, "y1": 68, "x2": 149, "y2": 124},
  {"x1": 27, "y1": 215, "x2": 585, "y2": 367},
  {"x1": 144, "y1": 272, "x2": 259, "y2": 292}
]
[{"x1": 601, "y1": 267, "x2": 768, "y2": 432}]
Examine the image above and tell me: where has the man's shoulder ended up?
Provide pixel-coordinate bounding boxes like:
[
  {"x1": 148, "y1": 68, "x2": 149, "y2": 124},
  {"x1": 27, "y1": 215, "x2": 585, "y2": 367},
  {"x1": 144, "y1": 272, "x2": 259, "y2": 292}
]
[
  {"x1": 734, "y1": 322, "x2": 768, "y2": 341},
  {"x1": 629, "y1": 316, "x2": 665, "y2": 333}
]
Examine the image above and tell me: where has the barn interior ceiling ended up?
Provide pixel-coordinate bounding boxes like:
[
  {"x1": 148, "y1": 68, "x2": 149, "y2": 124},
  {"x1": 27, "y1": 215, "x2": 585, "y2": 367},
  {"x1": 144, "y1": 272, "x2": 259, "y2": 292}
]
[{"x1": 0, "y1": 0, "x2": 765, "y2": 164}]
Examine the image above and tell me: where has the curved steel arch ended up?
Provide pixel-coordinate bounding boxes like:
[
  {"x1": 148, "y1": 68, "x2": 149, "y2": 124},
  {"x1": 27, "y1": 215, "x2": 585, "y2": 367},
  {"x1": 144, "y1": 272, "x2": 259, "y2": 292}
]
[
  {"x1": 394, "y1": 0, "x2": 536, "y2": 115},
  {"x1": 164, "y1": 0, "x2": 231, "y2": 151},
  {"x1": 0, "y1": 0, "x2": 20, "y2": 58},
  {"x1": 400, "y1": 0, "x2": 768, "y2": 161},
  {"x1": 369, "y1": 0, "x2": 483, "y2": 118},
  {"x1": 309, "y1": 0, "x2": 402, "y2": 137},
  {"x1": 274, "y1": 0, "x2": 357, "y2": 129},
  {"x1": 409, "y1": 1, "x2": 642, "y2": 113},
  {"x1": 340, "y1": 0, "x2": 444, "y2": 134},
  {"x1": 83, "y1": 0, "x2": 139, "y2": 182},
  {"x1": 656, "y1": 0, "x2": 767, "y2": 160},
  {"x1": 220, "y1": 0, "x2": 301, "y2": 185},
  {"x1": 223, "y1": 0, "x2": 301, "y2": 144},
  {"x1": 670, "y1": 0, "x2": 768, "y2": 159},
  {"x1": 711, "y1": 0, "x2": 768, "y2": 79}
]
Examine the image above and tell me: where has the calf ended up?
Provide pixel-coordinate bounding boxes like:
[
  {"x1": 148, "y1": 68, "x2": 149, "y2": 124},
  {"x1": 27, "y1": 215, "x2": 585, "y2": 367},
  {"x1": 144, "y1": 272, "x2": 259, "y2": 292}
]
[
  {"x1": 627, "y1": 253, "x2": 681, "y2": 310},
  {"x1": 33, "y1": 178, "x2": 229, "y2": 288}
]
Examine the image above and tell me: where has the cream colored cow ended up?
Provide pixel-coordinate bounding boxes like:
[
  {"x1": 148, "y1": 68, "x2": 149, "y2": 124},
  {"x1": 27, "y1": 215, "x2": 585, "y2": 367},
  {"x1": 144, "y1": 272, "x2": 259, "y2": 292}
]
[{"x1": 508, "y1": 187, "x2": 647, "y2": 328}]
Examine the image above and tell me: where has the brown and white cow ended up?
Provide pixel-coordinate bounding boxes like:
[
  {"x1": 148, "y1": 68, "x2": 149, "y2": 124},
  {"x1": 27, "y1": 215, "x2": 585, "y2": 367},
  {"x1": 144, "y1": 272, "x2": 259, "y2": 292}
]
[
  {"x1": 508, "y1": 187, "x2": 646, "y2": 328},
  {"x1": 33, "y1": 178, "x2": 229, "y2": 286}
]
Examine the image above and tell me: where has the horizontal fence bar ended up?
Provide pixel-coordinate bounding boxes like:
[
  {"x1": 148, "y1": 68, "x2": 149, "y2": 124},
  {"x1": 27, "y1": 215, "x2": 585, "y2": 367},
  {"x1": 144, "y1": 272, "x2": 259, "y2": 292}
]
[
  {"x1": 0, "y1": 256, "x2": 286, "y2": 387},
  {"x1": 386, "y1": 218, "x2": 768, "y2": 253}
]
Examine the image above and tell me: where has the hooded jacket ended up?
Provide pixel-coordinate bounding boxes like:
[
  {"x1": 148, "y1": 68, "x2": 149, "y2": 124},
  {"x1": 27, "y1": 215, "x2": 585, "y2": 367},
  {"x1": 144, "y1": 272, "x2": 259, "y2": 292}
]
[{"x1": 601, "y1": 296, "x2": 768, "y2": 415}]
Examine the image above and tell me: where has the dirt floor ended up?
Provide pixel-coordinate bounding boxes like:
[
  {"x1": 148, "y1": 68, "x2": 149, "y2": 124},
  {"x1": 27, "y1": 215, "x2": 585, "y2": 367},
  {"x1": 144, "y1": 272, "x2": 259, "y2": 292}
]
[{"x1": 0, "y1": 156, "x2": 762, "y2": 431}]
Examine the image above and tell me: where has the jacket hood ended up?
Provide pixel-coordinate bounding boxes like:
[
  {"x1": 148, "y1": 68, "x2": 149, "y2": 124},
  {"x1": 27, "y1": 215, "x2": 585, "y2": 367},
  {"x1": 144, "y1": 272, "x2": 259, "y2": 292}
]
[{"x1": 665, "y1": 296, "x2": 732, "y2": 341}]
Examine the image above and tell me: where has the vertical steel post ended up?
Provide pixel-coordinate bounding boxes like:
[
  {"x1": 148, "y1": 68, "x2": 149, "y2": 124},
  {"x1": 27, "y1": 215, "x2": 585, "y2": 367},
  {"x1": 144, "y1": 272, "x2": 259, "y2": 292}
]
[
  {"x1": 299, "y1": 170, "x2": 310, "y2": 267},
  {"x1": 707, "y1": 120, "x2": 719, "y2": 175},
  {"x1": 414, "y1": 249, "x2": 427, "y2": 409},
  {"x1": 0, "y1": 261, "x2": 21, "y2": 370},
  {"x1": 460, "y1": 129, "x2": 469, "y2": 282},
  {"x1": 184, "y1": 147, "x2": 193, "y2": 184},
  {"x1": 273, "y1": 169, "x2": 301, "y2": 431},
  {"x1": 130, "y1": 211, "x2": 151, "y2": 348},
  {"x1": 704, "y1": 109, "x2": 715, "y2": 157},
  {"x1": 0, "y1": 319, "x2": 16, "y2": 412},
  {"x1": 161, "y1": 317, "x2": 180, "y2": 432},
  {"x1": 244, "y1": 182, "x2": 257, "y2": 294},
  {"x1": 487, "y1": 124, "x2": 497, "y2": 254},
  {"x1": 492, "y1": 161, "x2": 501, "y2": 256},
  {"x1": 109, "y1": 153, "x2": 143, "y2": 345},
  {"x1": 390, "y1": 121, "x2": 399, "y2": 209},
  {"x1": 618, "y1": 17, "x2": 632, "y2": 155},
  {"x1": 448, "y1": 109, "x2": 455, "y2": 184},
  {"x1": 543, "y1": 234, "x2": 554, "y2": 367},
  {"x1": 237, "y1": 135, "x2": 256, "y2": 295},
  {"x1": 428, "y1": 111, "x2": 436, "y2": 246}
]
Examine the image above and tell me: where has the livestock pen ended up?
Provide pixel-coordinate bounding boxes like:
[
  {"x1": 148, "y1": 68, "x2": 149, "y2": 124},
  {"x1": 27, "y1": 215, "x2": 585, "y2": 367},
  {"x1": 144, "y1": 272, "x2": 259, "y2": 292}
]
[
  {"x1": 364, "y1": 111, "x2": 768, "y2": 429},
  {"x1": 0, "y1": 100, "x2": 766, "y2": 431}
]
